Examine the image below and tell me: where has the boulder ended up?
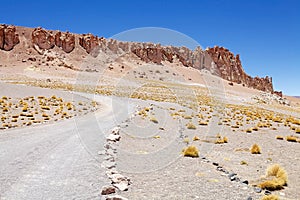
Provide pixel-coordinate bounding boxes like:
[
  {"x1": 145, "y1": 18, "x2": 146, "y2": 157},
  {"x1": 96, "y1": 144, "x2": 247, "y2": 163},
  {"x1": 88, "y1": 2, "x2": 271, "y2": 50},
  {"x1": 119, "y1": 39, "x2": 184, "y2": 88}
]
[{"x1": 101, "y1": 185, "x2": 116, "y2": 195}]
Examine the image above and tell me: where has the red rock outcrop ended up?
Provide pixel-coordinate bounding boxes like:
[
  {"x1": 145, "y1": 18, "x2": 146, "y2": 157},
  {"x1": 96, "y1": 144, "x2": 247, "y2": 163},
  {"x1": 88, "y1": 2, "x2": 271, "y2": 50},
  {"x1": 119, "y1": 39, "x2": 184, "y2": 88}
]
[
  {"x1": 273, "y1": 91, "x2": 283, "y2": 97},
  {"x1": 0, "y1": 24, "x2": 276, "y2": 94},
  {"x1": 0, "y1": 25, "x2": 20, "y2": 51},
  {"x1": 32, "y1": 27, "x2": 55, "y2": 50},
  {"x1": 131, "y1": 45, "x2": 193, "y2": 67},
  {"x1": 132, "y1": 45, "x2": 274, "y2": 92},
  {"x1": 55, "y1": 32, "x2": 75, "y2": 53},
  {"x1": 79, "y1": 33, "x2": 100, "y2": 54},
  {"x1": 206, "y1": 46, "x2": 274, "y2": 92}
]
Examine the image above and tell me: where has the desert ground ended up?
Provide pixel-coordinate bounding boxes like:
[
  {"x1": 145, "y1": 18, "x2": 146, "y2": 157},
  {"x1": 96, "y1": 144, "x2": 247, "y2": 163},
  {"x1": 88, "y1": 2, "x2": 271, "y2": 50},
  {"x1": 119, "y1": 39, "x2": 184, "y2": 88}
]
[{"x1": 1, "y1": 58, "x2": 300, "y2": 200}]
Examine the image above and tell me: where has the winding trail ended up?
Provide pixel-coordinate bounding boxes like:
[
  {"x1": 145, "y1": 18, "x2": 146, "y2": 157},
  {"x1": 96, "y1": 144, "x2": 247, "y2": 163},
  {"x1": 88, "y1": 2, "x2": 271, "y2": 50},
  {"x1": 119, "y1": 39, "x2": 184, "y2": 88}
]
[{"x1": 0, "y1": 94, "x2": 134, "y2": 200}]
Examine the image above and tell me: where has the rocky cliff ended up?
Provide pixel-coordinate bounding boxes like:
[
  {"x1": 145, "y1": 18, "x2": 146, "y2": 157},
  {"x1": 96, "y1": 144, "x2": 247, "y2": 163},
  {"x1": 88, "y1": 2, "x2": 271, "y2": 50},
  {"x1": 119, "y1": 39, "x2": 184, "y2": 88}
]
[
  {"x1": 206, "y1": 46, "x2": 274, "y2": 92},
  {"x1": 0, "y1": 25, "x2": 20, "y2": 51},
  {"x1": 0, "y1": 24, "x2": 276, "y2": 93}
]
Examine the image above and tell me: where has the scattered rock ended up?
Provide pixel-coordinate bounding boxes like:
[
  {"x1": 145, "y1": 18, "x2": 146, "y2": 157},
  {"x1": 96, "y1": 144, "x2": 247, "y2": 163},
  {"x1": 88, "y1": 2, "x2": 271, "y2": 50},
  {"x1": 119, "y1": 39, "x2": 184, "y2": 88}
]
[
  {"x1": 110, "y1": 174, "x2": 130, "y2": 191},
  {"x1": 254, "y1": 187, "x2": 262, "y2": 193},
  {"x1": 111, "y1": 127, "x2": 120, "y2": 135},
  {"x1": 113, "y1": 182, "x2": 129, "y2": 191},
  {"x1": 105, "y1": 195, "x2": 128, "y2": 200},
  {"x1": 106, "y1": 134, "x2": 121, "y2": 142},
  {"x1": 264, "y1": 190, "x2": 272, "y2": 195},
  {"x1": 101, "y1": 160, "x2": 116, "y2": 169},
  {"x1": 101, "y1": 185, "x2": 116, "y2": 195},
  {"x1": 98, "y1": 150, "x2": 106, "y2": 155},
  {"x1": 228, "y1": 173, "x2": 237, "y2": 178}
]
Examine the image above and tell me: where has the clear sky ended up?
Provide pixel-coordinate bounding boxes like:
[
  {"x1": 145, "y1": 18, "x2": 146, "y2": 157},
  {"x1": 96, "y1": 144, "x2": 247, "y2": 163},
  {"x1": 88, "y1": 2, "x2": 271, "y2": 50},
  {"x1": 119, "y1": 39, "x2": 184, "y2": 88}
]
[{"x1": 1, "y1": 0, "x2": 299, "y2": 95}]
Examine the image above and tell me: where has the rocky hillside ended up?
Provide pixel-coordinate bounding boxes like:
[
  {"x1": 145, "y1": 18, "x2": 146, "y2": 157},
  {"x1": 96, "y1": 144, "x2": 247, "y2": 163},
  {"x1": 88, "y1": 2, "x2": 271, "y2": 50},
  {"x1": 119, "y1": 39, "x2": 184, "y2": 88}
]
[{"x1": 0, "y1": 24, "x2": 278, "y2": 94}]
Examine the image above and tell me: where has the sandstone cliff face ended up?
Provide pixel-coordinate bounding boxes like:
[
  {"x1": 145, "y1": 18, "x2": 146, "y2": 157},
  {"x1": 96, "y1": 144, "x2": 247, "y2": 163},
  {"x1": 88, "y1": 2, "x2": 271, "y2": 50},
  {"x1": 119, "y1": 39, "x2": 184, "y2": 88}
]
[
  {"x1": 206, "y1": 46, "x2": 273, "y2": 92},
  {"x1": 55, "y1": 32, "x2": 75, "y2": 53},
  {"x1": 131, "y1": 45, "x2": 195, "y2": 67},
  {"x1": 79, "y1": 34, "x2": 101, "y2": 54},
  {"x1": 131, "y1": 45, "x2": 273, "y2": 92},
  {"x1": 32, "y1": 27, "x2": 55, "y2": 50},
  {"x1": 0, "y1": 25, "x2": 275, "y2": 93},
  {"x1": 0, "y1": 25, "x2": 20, "y2": 51}
]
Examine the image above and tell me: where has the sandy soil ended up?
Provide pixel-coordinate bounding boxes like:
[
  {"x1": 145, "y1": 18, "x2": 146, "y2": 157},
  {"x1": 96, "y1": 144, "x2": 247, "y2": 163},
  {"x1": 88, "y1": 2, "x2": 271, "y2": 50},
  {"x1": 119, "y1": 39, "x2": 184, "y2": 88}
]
[{"x1": 0, "y1": 52, "x2": 299, "y2": 200}]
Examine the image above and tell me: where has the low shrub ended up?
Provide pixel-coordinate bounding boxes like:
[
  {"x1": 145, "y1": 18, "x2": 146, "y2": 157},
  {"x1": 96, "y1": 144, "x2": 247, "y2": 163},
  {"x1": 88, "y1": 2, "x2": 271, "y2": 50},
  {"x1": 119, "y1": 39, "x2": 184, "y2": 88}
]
[
  {"x1": 183, "y1": 145, "x2": 199, "y2": 158},
  {"x1": 251, "y1": 144, "x2": 261, "y2": 154},
  {"x1": 259, "y1": 164, "x2": 288, "y2": 191},
  {"x1": 286, "y1": 135, "x2": 297, "y2": 142}
]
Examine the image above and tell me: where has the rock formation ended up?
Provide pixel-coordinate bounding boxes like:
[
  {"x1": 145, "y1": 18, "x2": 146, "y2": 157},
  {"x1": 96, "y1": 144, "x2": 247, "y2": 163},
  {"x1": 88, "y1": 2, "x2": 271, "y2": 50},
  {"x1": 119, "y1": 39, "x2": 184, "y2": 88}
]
[
  {"x1": 131, "y1": 45, "x2": 194, "y2": 67},
  {"x1": 0, "y1": 24, "x2": 20, "y2": 51},
  {"x1": 79, "y1": 33, "x2": 101, "y2": 54},
  {"x1": 131, "y1": 45, "x2": 273, "y2": 92},
  {"x1": 206, "y1": 46, "x2": 273, "y2": 92},
  {"x1": 55, "y1": 32, "x2": 75, "y2": 53},
  {"x1": 32, "y1": 27, "x2": 55, "y2": 50},
  {"x1": 273, "y1": 91, "x2": 283, "y2": 97},
  {"x1": 0, "y1": 25, "x2": 276, "y2": 93}
]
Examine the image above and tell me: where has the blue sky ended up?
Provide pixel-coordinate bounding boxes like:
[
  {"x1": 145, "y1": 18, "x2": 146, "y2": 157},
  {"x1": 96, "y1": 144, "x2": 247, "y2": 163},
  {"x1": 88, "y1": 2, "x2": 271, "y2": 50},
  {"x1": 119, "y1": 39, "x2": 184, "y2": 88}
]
[{"x1": 1, "y1": 0, "x2": 299, "y2": 95}]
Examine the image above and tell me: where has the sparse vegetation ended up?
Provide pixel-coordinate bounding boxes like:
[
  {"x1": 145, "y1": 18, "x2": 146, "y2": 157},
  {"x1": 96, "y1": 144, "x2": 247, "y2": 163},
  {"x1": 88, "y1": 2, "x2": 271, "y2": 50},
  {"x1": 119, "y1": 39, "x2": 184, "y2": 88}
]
[
  {"x1": 186, "y1": 122, "x2": 196, "y2": 130},
  {"x1": 240, "y1": 160, "x2": 248, "y2": 165},
  {"x1": 250, "y1": 144, "x2": 261, "y2": 154},
  {"x1": 276, "y1": 135, "x2": 284, "y2": 140},
  {"x1": 183, "y1": 137, "x2": 190, "y2": 144},
  {"x1": 260, "y1": 195, "x2": 279, "y2": 200},
  {"x1": 193, "y1": 136, "x2": 200, "y2": 141},
  {"x1": 0, "y1": 95, "x2": 96, "y2": 129},
  {"x1": 246, "y1": 128, "x2": 253, "y2": 133},
  {"x1": 286, "y1": 135, "x2": 297, "y2": 142},
  {"x1": 150, "y1": 116, "x2": 158, "y2": 124},
  {"x1": 198, "y1": 121, "x2": 208, "y2": 126},
  {"x1": 258, "y1": 164, "x2": 288, "y2": 191},
  {"x1": 215, "y1": 136, "x2": 228, "y2": 144},
  {"x1": 183, "y1": 145, "x2": 199, "y2": 158}
]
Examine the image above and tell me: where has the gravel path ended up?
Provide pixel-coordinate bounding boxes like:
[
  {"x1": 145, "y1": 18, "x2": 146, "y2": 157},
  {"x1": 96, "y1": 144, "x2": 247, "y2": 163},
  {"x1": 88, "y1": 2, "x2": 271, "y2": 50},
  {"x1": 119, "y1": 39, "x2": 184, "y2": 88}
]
[{"x1": 0, "y1": 93, "x2": 134, "y2": 200}]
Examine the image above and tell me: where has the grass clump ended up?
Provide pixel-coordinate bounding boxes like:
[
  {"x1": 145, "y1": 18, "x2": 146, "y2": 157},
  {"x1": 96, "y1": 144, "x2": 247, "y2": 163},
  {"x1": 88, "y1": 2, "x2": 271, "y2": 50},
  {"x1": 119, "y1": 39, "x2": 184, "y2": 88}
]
[
  {"x1": 183, "y1": 145, "x2": 199, "y2": 158},
  {"x1": 258, "y1": 164, "x2": 288, "y2": 191},
  {"x1": 41, "y1": 106, "x2": 50, "y2": 110},
  {"x1": 260, "y1": 195, "x2": 279, "y2": 200},
  {"x1": 275, "y1": 135, "x2": 284, "y2": 140},
  {"x1": 250, "y1": 143, "x2": 261, "y2": 154},
  {"x1": 286, "y1": 135, "x2": 297, "y2": 142},
  {"x1": 246, "y1": 128, "x2": 253, "y2": 133},
  {"x1": 240, "y1": 160, "x2": 248, "y2": 165},
  {"x1": 186, "y1": 122, "x2": 196, "y2": 129},
  {"x1": 193, "y1": 136, "x2": 200, "y2": 141},
  {"x1": 295, "y1": 127, "x2": 300, "y2": 133},
  {"x1": 215, "y1": 136, "x2": 228, "y2": 144},
  {"x1": 198, "y1": 121, "x2": 208, "y2": 126},
  {"x1": 150, "y1": 116, "x2": 158, "y2": 124},
  {"x1": 183, "y1": 137, "x2": 190, "y2": 144}
]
